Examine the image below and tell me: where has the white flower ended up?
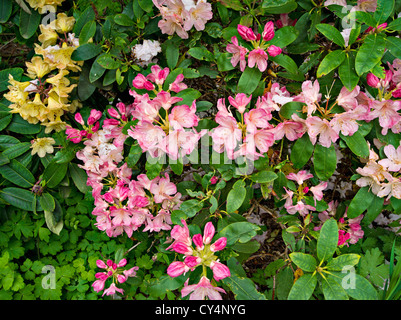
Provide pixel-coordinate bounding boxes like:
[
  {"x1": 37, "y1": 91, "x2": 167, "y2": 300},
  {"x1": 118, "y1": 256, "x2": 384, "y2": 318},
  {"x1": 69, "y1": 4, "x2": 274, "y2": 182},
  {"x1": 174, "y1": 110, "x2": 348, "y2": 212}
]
[
  {"x1": 182, "y1": 0, "x2": 196, "y2": 11},
  {"x1": 133, "y1": 40, "x2": 162, "y2": 66}
]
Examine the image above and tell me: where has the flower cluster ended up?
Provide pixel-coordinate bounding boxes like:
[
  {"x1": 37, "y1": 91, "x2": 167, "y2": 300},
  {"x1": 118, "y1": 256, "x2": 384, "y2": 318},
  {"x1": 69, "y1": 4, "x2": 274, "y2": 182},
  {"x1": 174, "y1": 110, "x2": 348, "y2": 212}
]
[
  {"x1": 356, "y1": 143, "x2": 401, "y2": 200},
  {"x1": 68, "y1": 108, "x2": 182, "y2": 237},
  {"x1": 4, "y1": 13, "x2": 82, "y2": 133},
  {"x1": 132, "y1": 39, "x2": 162, "y2": 67},
  {"x1": 167, "y1": 220, "x2": 230, "y2": 300},
  {"x1": 367, "y1": 58, "x2": 401, "y2": 99},
  {"x1": 316, "y1": 201, "x2": 364, "y2": 246},
  {"x1": 282, "y1": 170, "x2": 328, "y2": 216},
  {"x1": 26, "y1": 0, "x2": 65, "y2": 13},
  {"x1": 210, "y1": 93, "x2": 275, "y2": 160},
  {"x1": 226, "y1": 22, "x2": 282, "y2": 72},
  {"x1": 127, "y1": 65, "x2": 205, "y2": 160},
  {"x1": 92, "y1": 258, "x2": 139, "y2": 297},
  {"x1": 153, "y1": 0, "x2": 213, "y2": 39}
]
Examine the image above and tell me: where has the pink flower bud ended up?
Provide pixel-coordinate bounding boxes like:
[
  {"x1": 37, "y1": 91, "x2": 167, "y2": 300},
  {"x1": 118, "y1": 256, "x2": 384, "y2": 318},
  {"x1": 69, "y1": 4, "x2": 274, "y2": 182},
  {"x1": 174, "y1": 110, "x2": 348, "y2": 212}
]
[
  {"x1": 117, "y1": 258, "x2": 127, "y2": 267},
  {"x1": 95, "y1": 272, "x2": 108, "y2": 281},
  {"x1": 75, "y1": 113, "x2": 84, "y2": 125},
  {"x1": 303, "y1": 186, "x2": 310, "y2": 194},
  {"x1": 210, "y1": 176, "x2": 218, "y2": 185},
  {"x1": 117, "y1": 274, "x2": 127, "y2": 283},
  {"x1": 167, "y1": 261, "x2": 189, "y2": 277},
  {"x1": 106, "y1": 259, "x2": 113, "y2": 267},
  {"x1": 192, "y1": 234, "x2": 204, "y2": 250},
  {"x1": 132, "y1": 74, "x2": 155, "y2": 91},
  {"x1": 184, "y1": 256, "x2": 201, "y2": 268},
  {"x1": 107, "y1": 108, "x2": 120, "y2": 119},
  {"x1": 237, "y1": 25, "x2": 257, "y2": 41},
  {"x1": 88, "y1": 109, "x2": 102, "y2": 125},
  {"x1": 262, "y1": 21, "x2": 275, "y2": 41},
  {"x1": 92, "y1": 279, "x2": 106, "y2": 292},
  {"x1": 393, "y1": 88, "x2": 401, "y2": 98},
  {"x1": 172, "y1": 242, "x2": 193, "y2": 255},
  {"x1": 96, "y1": 260, "x2": 107, "y2": 269},
  {"x1": 267, "y1": 45, "x2": 282, "y2": 57},
  {"x1": 203, "y1": 222, "x2": 215, "y2": 245},
  {"x1": 210, "y1": 261, "x2": 231, "y2": 281},
  {"x1": 367, "y1": 73, "x2": 380, "y2": 88},
  {"x1": 210, "y1": 237, "x2": 227, "y2": 252}
]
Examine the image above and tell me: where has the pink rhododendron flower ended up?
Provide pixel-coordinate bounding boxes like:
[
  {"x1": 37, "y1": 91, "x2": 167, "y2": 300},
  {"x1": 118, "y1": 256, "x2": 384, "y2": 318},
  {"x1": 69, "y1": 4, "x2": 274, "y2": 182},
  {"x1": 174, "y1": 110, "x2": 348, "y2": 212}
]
[
  {"x1": 237, "y1": 24, "x2": 257, "y2": 41},
  {"x1": 379, "y1": 144, "x2": 401, "y2": 172},
  {"x1": 274, "y1": 120, "x2": 305, "y2": 141},
  {"x1": 306, "y1": 116, "x2": 339, "y2": 148},
  {"x1": 228, "y1": 93, "x2": 252, "y2": 114},
  {"x1": 286, "y1": 170, "x2": 314, "y2": 185},
  {"x1": 181, "y1": 276, "x2": 226, "y2": 300},
  {"x1": 226, "y1": 36, "x2": 248, "y2": 72},
  {"x1": 370, "y1": 99, "x2": 401, "y2": 135},
  {"x1": 248, "y1": 48, "x2": 268, "y2": 72},
  {"x1": 294, "y1": 80, "x2": 322, "y2": 115}
]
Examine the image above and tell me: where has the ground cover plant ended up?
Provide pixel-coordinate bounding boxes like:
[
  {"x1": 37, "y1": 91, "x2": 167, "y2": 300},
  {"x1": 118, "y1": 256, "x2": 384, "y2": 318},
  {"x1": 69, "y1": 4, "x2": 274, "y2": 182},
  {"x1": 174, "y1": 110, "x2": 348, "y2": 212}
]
[{"x1": 1, "y1": 0, "x2": 401, "y2": 301}]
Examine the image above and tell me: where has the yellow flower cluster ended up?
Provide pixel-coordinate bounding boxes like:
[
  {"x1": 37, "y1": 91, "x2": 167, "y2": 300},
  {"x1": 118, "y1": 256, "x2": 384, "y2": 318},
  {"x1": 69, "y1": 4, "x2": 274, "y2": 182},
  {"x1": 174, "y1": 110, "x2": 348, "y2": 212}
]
[
  {"x1": 26, "y1": 0, "x2": 65, "y2": 14},
  {"x1": 5, "y1": 13, "x2": 83, "y2": 133}
]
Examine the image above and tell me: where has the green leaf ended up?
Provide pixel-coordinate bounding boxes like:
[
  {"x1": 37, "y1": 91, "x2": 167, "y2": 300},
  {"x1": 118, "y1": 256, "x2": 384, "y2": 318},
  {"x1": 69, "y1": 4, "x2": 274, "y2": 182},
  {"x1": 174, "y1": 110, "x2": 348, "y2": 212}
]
[
  {"x1": 347, "y1": 186, "x2": 375, "y2": 218},
  {"x1": 236, "y1": 67, "x2": 262, "y2": 95},
  {"x1": 288, "y1": 273, "x2": 317, "y2": 300},
  {"x1": 2, "y1": 142, "x2": 31, "y2": 160},
  {"x1": 386, "y1": 36, "x2": 401, "y2": 59},
  {"x1": 291, "y1": 134, "x2": 314, "y2": 169},
  {"x1": 6, "y1": 114, "x2": 41, "y2": 134},
  {"x1": 340, "y1": 273, "x2": 378, "y2": 300},
  {"x1": 165, "y1": 39, "x2": 179, "y2": 69},
  {"x1": 69, "y1": 163, "x2": 89, "y2": 194},
  {"x1": 262, "y1": 0, "x2": 297, "y2": 13},
  {"x1": 226, "y1": 180, "x2": 247, "y2": 213},
  {"x1": 79, "y1": 20, "x2": 96, "y2": 45},
  {"x1": 289, "y1": 252, "x2": 317, "y2": 272},
  {"x1": 267, "y1": 26, "x2": 299, "y2": 48},
  {"x1": 317, "y1": 50, "x2": 346, "y2": 78},
  {"x1": 313, "y1": 144, "x2": 337, "y2": 181},
  {"x1": 388, "y1": 18, "x2": 401, "y2": 31},
  {"x1": 73, "y1": 6, "x2": 95, "y2": 35},
  {"x1": 322, "y1": 275, "x2": 349, "y2": 300},
  {"x1": 89, "y1": 60, "x2": 106, "y2": 83},
  {"x1": 317, "y1": 218, "x2": 338, "y2": 262},
  {"x1": 326, "y1": 254, "x2": 361, "y2": 271},
  {"x1": 355, "y1": 33, "x2": 386, "y2": 76},
  {"x1": 0, "y1": 159, "x2": 35, "y2": 187},
  {"x1": 217, "y1": 221, "x2": 260, "y2": 246},
  {"x1": 316, "y1": 24, "x2": 345, "y2": 47},
  {"x1": 138, "y1": 0, "x2": 153, "y2": 12},
  {"x1": 250, "y1": 170, "x2": 278, "y2": 184},
  {"x1": 0, "y1": 187, "x2": 42, "y2": 212},
  {"x1": 340, "y1": 131, "x2": 369, "y2": 158},
  {"x1": 19, "y1": 8, "x2": 41, "y2": 39},
  {"x1": 0, "y1": 112, "x2": 12, "y2": 131},
  {"x1": 279, "y1": 101, "x2": 306, "y2": 120},
  {"x1": 363, "y1": 195, "x2": 384, "y2": 226},
  {"x1": 0, "y1": 0, "x2": 12, "y2": 23},
  {"x1": 114, "y1": 13, "x2": 135, "y2": 26},
  {"x1": 71, "y1": 43, "x2": 103, "y2": 61},
  {"x1": 44, "y1": 210, "x2": 63, "y2": 236},
  {"x1": 43, "y1": 161, "x2": 68, "y2": 189},
  {"x1": 39, "y1": 192, "x2": 55, "y2": 212},
  {"x1": 187, "y1": 47, "x2": 214, "y2": 61},
  {"x1": 145, "y1": 159, "x2": 163, "y2": 180},
  {"x1": 222, "y1": 273, "x2": 266, "y2": 300},
  {"x1": 179, "y1": 199, "x2": 204, "y2": 218},
  {"x1": 338, "y1": 52, "x2": 359, "y2": 91},
  {"x1": 97, "y1": 54, "x2": 121, "y2": 70},
  {"x1": 374, "y1": 0, "x2": 395, "y2": 24},
  {"x1": 0, "y1": 67, "x2": 23, "y2": 92}
]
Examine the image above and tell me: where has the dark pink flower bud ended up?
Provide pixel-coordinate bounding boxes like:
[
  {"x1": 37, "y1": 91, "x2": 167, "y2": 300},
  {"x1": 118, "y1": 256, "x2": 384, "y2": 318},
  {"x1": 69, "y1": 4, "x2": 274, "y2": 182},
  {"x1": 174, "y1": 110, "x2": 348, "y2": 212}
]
[
  {"x1": 210, "y1": 237, "x2": 227, "y2": 252},
  {"x1": 117, "y1": 258, "x2": 127, "y2": 267},
  {"x1": 96, "y1": 260, "x2": 107, "y2": 269},
  {"x1": 237, "y1": 25, "x2": 257, "y2": 41},
  {"x1": 262, "y1": 21, "x2": 275, "y2": 41},
  {"x1": 192, "y1": 234, "x2": 204, "y2": 250},
  {"x1": 184, "y1": 256, "x2": 201, "y2": 268},
  {"x1": 210, "y1": 261, "x2": 231, "y2": 281},
  {"x1": 393, "y1": 88, "x2": 401, "y2": 98},
  {"x1": 173, "y1": 242, "x2": 193, "y2": 255},
  {"x1": 267, "y1": 45, "x2": 282, "y2": 57},
  {"x1": 167, "y1": 261, "x2": 189, "y2": 277},
  {"x1": 367, "y1": 73, "x2": 380, "y2": 88},
  {"x1": 75, "y1": 113, "x2": 84, "y2": 125},
  {"x1": 107, "y1": 108, "x2": 120, "y2": 119},
  {"x1": 203, "y1": 222, "x2": 215, "y2": 245},
  {"x1": 210, "y1": 176, "x2": 218, "y2": 185}
]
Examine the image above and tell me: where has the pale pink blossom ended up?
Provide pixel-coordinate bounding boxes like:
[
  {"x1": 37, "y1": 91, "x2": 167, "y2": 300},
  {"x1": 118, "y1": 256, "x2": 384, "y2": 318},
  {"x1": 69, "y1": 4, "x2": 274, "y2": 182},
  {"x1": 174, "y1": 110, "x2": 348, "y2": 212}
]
[
  {"x1": 169, "y1": 101, "x2": 199, "y2": 129},
  {"x1": 294, "y1": 80, "x2": 322, "y2": 115},
  {"x1": 310, "y1": 181, "x2": 328, "y2": 203},
  {"x1": 378, "y1": 144, "x2": 401, "y2": 172},
  {"x1": 244, "y1": 108, "x2": 271, "y2": 133},
  {"x1": 181, "y1": 276, "x2": 226, "y2": 300},
  {"x1": 287, "y1": 170, "x2": 314, "y2": 185},
  {"x1": 248, "y1": 48, "x2": 268, "y2": 72},
  {"x1": 274, "y1": 121, "x2": 305, "y2": 141},
  {"x1": 369, "y1": 99, "x2": 401, "y2": 135},
  {"x1": 226, "y1": 36, "x2": 248, "y2": 72},
  {"x1": 337, "y1": 86, "x2": 360, "y2": 111},
  {"x1": 228, "y1": 93, "x2": 252, "y2": 114},
  {"x1": 306, "y1": 116, "x2": 339, "y2": 148},
  {"x1": 146, "y1": 65, "x2": 170, "y2": 86},
  {"x1": 184, "y1": 1, "x2": 213, "y2": 31}
]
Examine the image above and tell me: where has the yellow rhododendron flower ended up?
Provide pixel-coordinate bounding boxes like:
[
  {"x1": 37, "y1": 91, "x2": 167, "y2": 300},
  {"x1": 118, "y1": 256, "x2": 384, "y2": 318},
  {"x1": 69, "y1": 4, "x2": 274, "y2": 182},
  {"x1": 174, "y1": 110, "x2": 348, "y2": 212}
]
[
  {"x1": 55, "y1": 13, "x2": 75, "y2": 33},
  {"x1": 35, "y1": 42, "x2": 82, "y2": 72},
  {"x1": 26, "y1": 0, "x2": 64, "y2": 14},
  {"x1": 31, "y1": 137, "x2": 56, "y2": 157},
  {"x1": 38, "y1": 23, "x2": 58, "y2": 48},
  {"x1": 26, "y1": 56, "x2": 53, "y2": 79}
]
